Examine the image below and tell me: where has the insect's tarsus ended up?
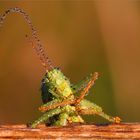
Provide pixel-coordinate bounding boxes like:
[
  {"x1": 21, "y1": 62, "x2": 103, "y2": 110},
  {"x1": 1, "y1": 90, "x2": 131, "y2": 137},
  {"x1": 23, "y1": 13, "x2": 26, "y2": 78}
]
[{"x1": 0, "y1": 7, "x2": 53, "y2": 71}]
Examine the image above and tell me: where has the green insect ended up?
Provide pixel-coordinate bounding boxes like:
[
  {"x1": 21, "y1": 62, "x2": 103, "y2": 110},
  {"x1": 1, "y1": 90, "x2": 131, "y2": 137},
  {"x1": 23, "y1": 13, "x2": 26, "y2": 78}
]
[{"x1": 0, "y1": 7, "x2": 121, "y2": 128}]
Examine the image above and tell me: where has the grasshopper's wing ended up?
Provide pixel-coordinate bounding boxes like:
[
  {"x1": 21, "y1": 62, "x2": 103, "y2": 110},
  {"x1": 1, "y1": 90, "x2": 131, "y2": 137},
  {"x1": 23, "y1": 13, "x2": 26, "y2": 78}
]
[{"x1": 72, "y1": 73, "x2": 94, "y2": 94}]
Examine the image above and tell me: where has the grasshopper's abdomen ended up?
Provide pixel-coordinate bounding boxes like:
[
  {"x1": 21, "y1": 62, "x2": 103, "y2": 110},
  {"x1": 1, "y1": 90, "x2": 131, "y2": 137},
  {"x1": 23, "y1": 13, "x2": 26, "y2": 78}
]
[{"x1": 42, "y1": 68, "x2": 73, "y2": 101}]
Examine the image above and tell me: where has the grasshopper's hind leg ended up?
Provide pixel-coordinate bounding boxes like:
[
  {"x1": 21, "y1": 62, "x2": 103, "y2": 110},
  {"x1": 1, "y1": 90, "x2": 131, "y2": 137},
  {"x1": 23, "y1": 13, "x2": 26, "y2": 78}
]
[
  {"x1": 29, "y1": 108, "x2": 61, "y2": 128},
  {"x1": 77, "y1": 99, "x2": 121, "y2": 124},
  {"x1": 79, "y1": 107, "x2": 121, "y2": 123}
]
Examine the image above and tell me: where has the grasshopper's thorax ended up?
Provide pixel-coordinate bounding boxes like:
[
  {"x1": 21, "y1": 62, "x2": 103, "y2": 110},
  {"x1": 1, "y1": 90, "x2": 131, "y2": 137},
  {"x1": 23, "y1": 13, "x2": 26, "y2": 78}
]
[{"x1": 45, "y1": 68, "x2": 74, "y2": 99}]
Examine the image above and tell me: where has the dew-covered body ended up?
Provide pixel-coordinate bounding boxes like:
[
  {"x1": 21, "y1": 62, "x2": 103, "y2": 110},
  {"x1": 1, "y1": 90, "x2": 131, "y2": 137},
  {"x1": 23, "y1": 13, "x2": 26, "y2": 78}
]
[
  {"x1": 39, "y1": 68, "x2": 84, "y2": 127},
  {"x1": 30, "y1": 68, "x2": 120, "y2": 128},
  {"x1": 0, "y1": 7, "x2": 121, "y2": 128}
]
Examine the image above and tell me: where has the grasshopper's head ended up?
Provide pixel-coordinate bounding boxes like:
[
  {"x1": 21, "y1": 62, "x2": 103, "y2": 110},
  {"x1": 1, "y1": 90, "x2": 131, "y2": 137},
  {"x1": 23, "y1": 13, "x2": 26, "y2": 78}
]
[{"x1": 45, "y1": 68, "x2": 73, "y2": 99}]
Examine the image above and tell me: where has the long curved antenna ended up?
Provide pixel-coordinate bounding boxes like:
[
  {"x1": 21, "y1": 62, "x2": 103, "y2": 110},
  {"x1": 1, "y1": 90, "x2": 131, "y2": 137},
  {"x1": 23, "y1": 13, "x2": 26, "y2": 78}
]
[{"x1": 0, "y1": 7, "x2": 53, "y2": 71}]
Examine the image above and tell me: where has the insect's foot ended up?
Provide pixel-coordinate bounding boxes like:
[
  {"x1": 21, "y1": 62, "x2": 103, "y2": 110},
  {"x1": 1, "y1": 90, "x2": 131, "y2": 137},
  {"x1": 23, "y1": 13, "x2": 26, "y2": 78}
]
[
  {"x1": 114, "y1": 116, "x2": 121, "y2": 124},
  {"x1": 26, "y1": 123, "x2": 32, "y2": 128},
  {"x1": 26, "y1": 122, "x2": 37, "y2": 129}
]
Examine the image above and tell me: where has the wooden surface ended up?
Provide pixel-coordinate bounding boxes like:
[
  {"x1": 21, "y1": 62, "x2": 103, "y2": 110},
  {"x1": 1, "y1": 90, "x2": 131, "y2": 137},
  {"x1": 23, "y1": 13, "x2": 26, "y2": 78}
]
[{"x1": 0, "y1": 123, "x2": 140, "y2": 139}]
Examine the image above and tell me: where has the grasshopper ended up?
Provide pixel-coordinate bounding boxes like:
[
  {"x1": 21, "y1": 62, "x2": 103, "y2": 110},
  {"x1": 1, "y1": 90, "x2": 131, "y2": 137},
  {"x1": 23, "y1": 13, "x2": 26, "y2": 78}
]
[{"x1": 0, "y1": 7, "x2": 121, "y2": 128}]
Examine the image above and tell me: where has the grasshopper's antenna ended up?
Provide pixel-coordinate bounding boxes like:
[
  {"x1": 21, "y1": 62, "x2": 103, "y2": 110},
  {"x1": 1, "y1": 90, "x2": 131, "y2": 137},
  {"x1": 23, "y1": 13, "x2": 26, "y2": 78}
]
[{"x1": 0, "y1": 7, "x2": 53, "y2": 71}]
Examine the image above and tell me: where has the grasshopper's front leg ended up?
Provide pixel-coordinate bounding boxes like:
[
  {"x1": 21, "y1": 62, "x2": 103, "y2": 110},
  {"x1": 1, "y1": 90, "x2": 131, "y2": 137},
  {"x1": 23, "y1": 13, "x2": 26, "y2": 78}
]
[
  {"x1": 38, "y1": 99, "x2": 61, "y2": 112},
  {"x1": 29, "y1": 108, "x2": 62, "y2": 128},
  {"x1": 72, "y1": 72, "x2": 99, "y2": 94},
  {"x1": 75, "y1": 72, "x2": 99, "y2": 104}
]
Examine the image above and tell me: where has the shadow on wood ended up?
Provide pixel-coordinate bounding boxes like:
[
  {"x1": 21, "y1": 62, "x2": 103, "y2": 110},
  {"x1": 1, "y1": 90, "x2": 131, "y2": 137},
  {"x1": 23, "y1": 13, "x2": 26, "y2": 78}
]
[{"x1": 0, "y1": 123, "x2": 140, "y2": 139}]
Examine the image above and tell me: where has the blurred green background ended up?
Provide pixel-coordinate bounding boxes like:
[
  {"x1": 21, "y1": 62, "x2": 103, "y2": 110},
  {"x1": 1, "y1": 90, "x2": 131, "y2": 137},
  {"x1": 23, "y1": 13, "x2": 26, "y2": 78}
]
[{"x1": 0, "y1": 1, "x2": 140, "y2": 124}]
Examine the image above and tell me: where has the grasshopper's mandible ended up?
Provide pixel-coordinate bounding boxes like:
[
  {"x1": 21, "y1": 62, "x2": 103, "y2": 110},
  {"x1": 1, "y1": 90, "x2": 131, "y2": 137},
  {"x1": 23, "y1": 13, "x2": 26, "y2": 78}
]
[{"x1": 0, "y1": 7, "x2": 121, "y2": 128}]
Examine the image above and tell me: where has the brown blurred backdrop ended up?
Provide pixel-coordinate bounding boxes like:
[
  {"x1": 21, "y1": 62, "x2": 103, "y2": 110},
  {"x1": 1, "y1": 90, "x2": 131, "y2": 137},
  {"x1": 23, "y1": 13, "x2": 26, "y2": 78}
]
[{"x1": 0, "y1": 1, "x2": 140, "y2": 124}]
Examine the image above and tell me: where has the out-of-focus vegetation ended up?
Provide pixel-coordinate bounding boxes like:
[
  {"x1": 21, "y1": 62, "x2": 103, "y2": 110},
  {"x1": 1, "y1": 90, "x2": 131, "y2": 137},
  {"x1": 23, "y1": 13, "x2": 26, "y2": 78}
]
[{"x1": 0, "y1": 1, "x2": 140, "y2": 123}]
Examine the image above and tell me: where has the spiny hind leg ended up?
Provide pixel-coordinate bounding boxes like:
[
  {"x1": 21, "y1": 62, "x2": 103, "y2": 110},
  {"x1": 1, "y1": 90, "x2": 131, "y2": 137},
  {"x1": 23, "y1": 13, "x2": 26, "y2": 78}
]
[
  {"x1": 28, "y1": 108, "x2": 61, "y2": 128},
  {"x1": 76, "y1": 99, "x2": 121, "y2": 123},
  {"x1": 78, "y1": 108, "x2": 121, "y2": 123}
]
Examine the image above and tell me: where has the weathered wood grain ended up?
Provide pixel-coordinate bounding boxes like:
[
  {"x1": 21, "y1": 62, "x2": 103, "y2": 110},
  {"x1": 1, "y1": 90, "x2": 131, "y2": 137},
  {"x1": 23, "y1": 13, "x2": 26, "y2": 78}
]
[{"x1": 0, "y1": 123, "x2": 140, "y2": 139}]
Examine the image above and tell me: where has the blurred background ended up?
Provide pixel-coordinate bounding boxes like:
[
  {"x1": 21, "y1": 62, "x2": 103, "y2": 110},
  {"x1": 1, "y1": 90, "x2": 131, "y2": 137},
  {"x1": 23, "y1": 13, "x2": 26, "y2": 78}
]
[{"x1": 0, "y1": 1, "x2": 140, "y2": 124}]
